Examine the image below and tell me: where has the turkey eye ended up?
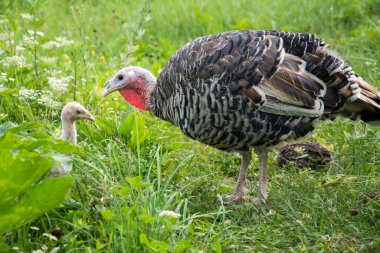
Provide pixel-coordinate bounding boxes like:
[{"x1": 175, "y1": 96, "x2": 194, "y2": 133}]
[
  {"x1": 76, "y1": 110, "x2": 81, "y2": 114},
  {"x1": 117, "y1": 75, "x2": 124, "y2": 81}
]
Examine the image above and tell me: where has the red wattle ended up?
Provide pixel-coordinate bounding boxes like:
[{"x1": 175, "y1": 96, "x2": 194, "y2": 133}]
[{"x1": 119, "y1": 88, "x2": 148, "y2": 110}]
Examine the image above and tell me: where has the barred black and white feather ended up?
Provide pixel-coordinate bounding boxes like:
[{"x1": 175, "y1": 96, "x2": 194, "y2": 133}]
[{"x1": 149, "y1": 30, "x2": 380, "y2": 151}]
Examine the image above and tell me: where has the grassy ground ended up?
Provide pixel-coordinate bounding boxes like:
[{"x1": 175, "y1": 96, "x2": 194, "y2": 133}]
[{"x1": 1, "y1": 0, "x2": 380, "y2": 252}]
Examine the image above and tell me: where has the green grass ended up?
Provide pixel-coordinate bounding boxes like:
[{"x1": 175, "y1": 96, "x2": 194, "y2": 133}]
[{"x1": 1, "y1": 0, "x2": 380, "y2": 252}]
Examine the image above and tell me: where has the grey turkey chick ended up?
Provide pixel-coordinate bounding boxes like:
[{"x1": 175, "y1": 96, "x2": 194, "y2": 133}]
[
  {"x1": 104, "y1": 30, "x2": 380, "y2": 204},
  {"x1": 48, "y1": 102, "x2": 94, "y2": 177}
]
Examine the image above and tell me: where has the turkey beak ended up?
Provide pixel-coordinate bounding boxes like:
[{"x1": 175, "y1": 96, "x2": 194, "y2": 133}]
[{"x1": 103, "y1": 80, "x2": 120, "y2": 97}]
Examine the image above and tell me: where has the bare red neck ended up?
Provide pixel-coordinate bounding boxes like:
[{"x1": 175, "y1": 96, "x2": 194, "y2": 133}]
[
  {"x1": 118, "y1": 76, "x2": 151, "y2": 111},
  {"x1": 119, "y1": 88, "x2": 149, "y2": 110}
]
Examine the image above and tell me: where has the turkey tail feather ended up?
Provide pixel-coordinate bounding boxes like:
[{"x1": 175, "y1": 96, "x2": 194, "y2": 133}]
[
  {"x1": 345, "y1": 78, "x2": 380, "y2": 125},
  {"x1": 356, "y1": 79, "x2": 380, "y2": 125}
]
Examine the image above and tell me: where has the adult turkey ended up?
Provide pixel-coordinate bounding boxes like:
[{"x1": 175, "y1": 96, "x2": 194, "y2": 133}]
[{"x1": 103, "y1": 30, "x2": 380, "y2": 204}]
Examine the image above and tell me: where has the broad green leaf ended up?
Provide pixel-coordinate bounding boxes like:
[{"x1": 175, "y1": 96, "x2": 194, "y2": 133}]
[
  {"x1": 149, "y1": 239, "x2": 169, "y2": 252},
  {"x1": 127, "y1": 176, "x2": 151, "y2": 189},
  {"x1": 213, "y1": 240, "x2": 222, "y2": 253},
  {"x1": 101, "y1": 208, "x2": 113, "y2": 222},
  {"x1": 0, "y1": 149, "x2": 54, "y2": 207},
  {"x1": 0, "y1": 177, "x2": 73, "y2": 235},
  {"x1": 118, "y1": 110, "x2": 148, "y2": 148},
  {"x1": 46, "y1": 139, "x2": 82, "y2": 155},
  {"x1": 118, "y1": 110, "x2": 136, "y2": 138},
  {"x1": 0, "y1": 123, "x2": 75, "y2": 238},
  {"x1": 0, "y1": 133, "x2": 23, "y2": 149},
  {"x1": 0, "y1": 122, "x2": 17, "y2": 136},
  {"x1": 174, "y1": 240, "x2": 192, "y2": 253},
  {"x1": 140, "y1": 233, "x2": 150, "y2": 246},
  {"x1": 8, "y1": 122, "x2": 43, "y2": 135}
]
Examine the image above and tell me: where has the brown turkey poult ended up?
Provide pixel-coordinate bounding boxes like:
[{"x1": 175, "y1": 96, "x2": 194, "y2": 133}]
[{"x1": 103, "y1": 30, "x2": 380, "y2": 204}]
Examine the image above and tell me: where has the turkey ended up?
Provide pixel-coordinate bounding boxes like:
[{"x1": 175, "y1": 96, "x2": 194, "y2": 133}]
[
  {"x1": 48, "y1": 102, "x2": 95, "y2": 177},
  {"x1": 103, "y1": 30, "x2": 380, "y2": 204}
]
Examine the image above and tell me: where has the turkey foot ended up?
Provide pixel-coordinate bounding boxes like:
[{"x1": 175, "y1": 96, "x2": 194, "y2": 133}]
[{"x1": 227, "y1": 187, "x2": 244, "y2": 203}]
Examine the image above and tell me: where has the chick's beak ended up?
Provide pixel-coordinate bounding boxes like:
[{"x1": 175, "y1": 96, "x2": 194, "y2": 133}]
[
  {"x1": 84, "y1": 111, "x2": 95, "y2": 121},
  {"x1": 88, "y1": 114, "x2": 95, "y2": 121}
]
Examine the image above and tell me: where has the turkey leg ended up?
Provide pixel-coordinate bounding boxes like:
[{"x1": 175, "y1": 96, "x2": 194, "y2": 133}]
[
  {"x1": 227, "y1": 151, "x2": 252, "y2": 203},
  {"x1": 254, "y1": 146, "x2": 268, "y2": 204}
]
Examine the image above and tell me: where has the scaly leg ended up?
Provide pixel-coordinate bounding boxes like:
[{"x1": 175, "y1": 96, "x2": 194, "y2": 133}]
[
  {"x1": 253, "y1": 146, "x2": 268, "y2": 204},
  {"x1": 227, "y1": 151, "x2": 252, "y2": 203}
]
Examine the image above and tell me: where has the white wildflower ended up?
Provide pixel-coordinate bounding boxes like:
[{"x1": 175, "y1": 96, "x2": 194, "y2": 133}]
[
  {"x1": 48, "y1": 69, "x2": 63, "y2": 76},
  {"x1": 144, "y1": 14, "x2": 152, "y2": 22},
  {"x1": 48, "y1": 76, "x2": 71, "y2": 93},
  {"x1": 136, "y1": 29, "x2": 145, "y2": 39},
  {"x1": 42, "y1": 232, "x2": 58, "y2": 241},
  {"x1": 1, "y1": 55, "x2": 27, "y2": 69},
  {"x1": 266, "y1": 209, "x2": 276, "y2": 216},
  {"x1": 328, "y1": 207, "x2": 336, "y2": 213},
  {"x1": 41, "y1": 41, "x2": 60, "y2": 50},
  {"x1": 81, "y1": 77, "x2": 87, "y2": 83},
  {"x1": 8, "y1": 77, "x2": 15, "y2": 82},
  {"x1": 0, "y1": 32, "x2": 14, "y2": 41},
  {"x1": 0, "y1": 73, "x2": 6, "y2": 82},
  {"x1": 224, "y1": 219, "x2": 231, "y2": 225},
  {"x1": 96, "y1": 153, "x2": 106, "y2": 160},
  {"x1": 302, "y1": 213, "x2": 312, "y2": 220},
  {"x1": 18, "y1": 88, "x2": 39, "y2": 100},
  {"x1": 364, "y1": 61, "x2": 376, "y2": 67},
  {"x1": 32, "y1": 249, "x2": 44, "y2": 253},
  {"x1": 41, "y1": 245, "x2": 48, "y2": 251},
  {"x1": 0, "y1": 113, "x2": 8, "y2": 120},
  {"x1": 55, "y1": 36, "x2": 74, "y2": 47},
  {"x1": 321, "y1": 235, "x2": 331, "y2": 242},
  {"x1": 41, "y1": 56, "x2": 58, "y2": 66},
  {"x1": 5, "y1": 40, "x2": 14, "y2": 47},
  {"x1": 38, "y1": 91, "x2": 62, "y2": 109},
  {"x1": 30, "y1": 226, "x2": 39, "y2": 231},
  {"x1": 42, "y1": 37, "x2": 74, "y2": 49},
  {"x1": 23, "y1": 35, "x2": 38, "y2": 47},
  {"x1": 28, "y1": 30, "x2": 45, "y2": 37},
  {"x1": 20, "y1": 13, "x2": 34, "y2": 21},
  {"x1": 16, "y1": 45, "x2": 25, "y2": 54},
  {"x1": 159, "y1": 210, "x2": 181, "y2": 219},
  {"x1": 50, "y1": 247, "x2": 60, "y2": 253}
]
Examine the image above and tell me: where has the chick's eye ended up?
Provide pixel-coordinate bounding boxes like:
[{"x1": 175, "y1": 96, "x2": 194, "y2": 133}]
[
  {"x1": 76, "y1": 110, "x2": 81, "y2": 114},
  {"x1": 117, "y1": 75, "x2": 124, "y2": 81}
]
